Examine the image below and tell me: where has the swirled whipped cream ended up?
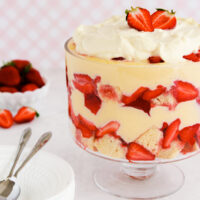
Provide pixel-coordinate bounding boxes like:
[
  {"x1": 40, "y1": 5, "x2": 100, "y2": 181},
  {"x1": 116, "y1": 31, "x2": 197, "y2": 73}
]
[{"x1": 73, "y1": 16, "x2": 200, "y2": 63}]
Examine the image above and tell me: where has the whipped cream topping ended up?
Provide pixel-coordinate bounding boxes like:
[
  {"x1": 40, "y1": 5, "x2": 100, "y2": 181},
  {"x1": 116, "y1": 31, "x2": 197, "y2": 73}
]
[{"x1": 73, "y1": 16, "x2": 200, "y2": 63}]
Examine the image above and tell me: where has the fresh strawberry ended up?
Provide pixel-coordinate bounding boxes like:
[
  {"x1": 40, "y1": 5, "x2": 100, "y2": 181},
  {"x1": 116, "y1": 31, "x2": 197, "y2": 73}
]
[
  {"x1": 126, "y1": 142, "x2": 155, "y2": 161},
  {"x1": 179, "y1": 124, "x2": 200, "y2": 145},
  {"x1": 112, "y1": 57, "x2": 125, "y2": 61},
  {"x1": 12, "y1": 59, "x2": 31, "y2": 72},
  {"x1": 73, "y1": 74, "x2": 96, "y2": 94},
  {"x1": 25, "y1": 68, "x2": 45, "y2": 87},
  {"x1": 160, "y1": 122, "x2": 168, "y2": 134},
  {"x1": 148, "y1": 56, "x2": 164, "y2": 63},
  {"x1": 183, "y1": 51, "x2": 200, "y2": 62},
  {"x1": 0, "y1": 109, "x2": 13, "y2": 128},
  {"x1": 66, "y1": 65, "x2": 69, "y2": 87},
  {"x1": 96, "y1": 121, "x2": 120, "y2": 138},
  {"x1": 181, "y1": 143, "x2": 197, "y2": 154},
  {"x1": 143, "y1": 85, "x2": 166, "y2": 101},
  {"x1": 122, "y1": 87, "x2": 148, "y2": 105},
  {"x1": 125, "y1": 7, "x2": 154, "y2": 32},
  {"x1": 14, "y1": 106, "x2": 39, "y2": 123},
  {"x1": 163, "y1": 118, "x2": 181, "y2": 148},
  {"x1": 171, "y1": 80, "x2": 198, "y2": 102},
  {"x1": 195, "y1": 126, "x2": 200, "y2": 146},
  {"x1": 0, "y1": 86, "x2": 18, "y2": 93},
  {"x1": 77, "y1": 114, "x2": 98, "y2": 138},
  {"x1": 84, "y1": 93, "x2": 102, "y2": 114},
  {"x1": 21, "y1": 83, "x2": 38, "y2": 92},
  {"x1": 0, "y1": 66, "x2": 21, "y2": 86},
  {"x1": 99, "y1": 84, "x2": 118, "y2": 101},
  {"x1": 151, "y1": 9, "x2": 177, "y2": 30}
]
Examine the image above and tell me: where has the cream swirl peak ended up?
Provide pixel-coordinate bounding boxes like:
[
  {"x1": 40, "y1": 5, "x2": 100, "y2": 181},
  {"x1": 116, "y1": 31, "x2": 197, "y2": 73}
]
[{"x1": 73, "y1": 16, "x2": 200, "y2": 63}]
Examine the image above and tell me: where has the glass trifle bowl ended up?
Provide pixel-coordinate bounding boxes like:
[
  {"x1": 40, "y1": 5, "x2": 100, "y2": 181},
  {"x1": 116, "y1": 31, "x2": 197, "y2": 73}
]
[{"x1": 65, "y1": 38, "x2": 200, "y2": 199}]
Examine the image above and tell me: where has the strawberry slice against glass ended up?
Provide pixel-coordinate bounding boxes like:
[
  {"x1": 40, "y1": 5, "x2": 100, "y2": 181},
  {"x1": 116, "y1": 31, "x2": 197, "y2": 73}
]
[
  {"x1": 126, "y1": 142, "x2": 155, "y2": 161},
  {"x1": 183, "y1": 50, "x2": 200, "y2": 62},
  {"x1": 0, "y1": 109, "x2": 13, "y2": 128},
  {"x1": 14, "y1": 106, "x2": 39, "y2": 123},
  {"x1": 151, "y1": 9, "x2": 177, "y2": 30},
  {"x1": 143, "y1": 85, "x2": 166, "y2": 101},
  {"x1": 125, "y1": 7, "x2": 154, "y2": 32},
  {"x1": 162, "y1": 118, "x2": 181, "y2": 149},
  {"x1": 148, "y1": 56, "x2": 164, "y2": 63}
]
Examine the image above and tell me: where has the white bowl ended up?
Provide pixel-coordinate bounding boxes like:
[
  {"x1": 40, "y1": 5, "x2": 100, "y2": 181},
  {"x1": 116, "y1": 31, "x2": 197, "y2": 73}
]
[
  {"x1": 0, "y1": 79, "x2": 49, "y2": 111},
  {"x1": 0, "y1": 145, "x2": 75, "y2": 200}
]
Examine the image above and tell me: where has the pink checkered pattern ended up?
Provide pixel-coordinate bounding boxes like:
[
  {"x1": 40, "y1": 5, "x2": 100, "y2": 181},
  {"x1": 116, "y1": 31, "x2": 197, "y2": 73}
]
[{"x1": 0, "y1": 0, "x2": 199, "y2": 72}]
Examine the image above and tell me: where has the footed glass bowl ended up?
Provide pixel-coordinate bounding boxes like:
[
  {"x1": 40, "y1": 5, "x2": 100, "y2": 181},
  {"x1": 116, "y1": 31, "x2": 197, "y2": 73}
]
[{"x1": 65, "y1": 38, "x2": 200, "y2": 199}]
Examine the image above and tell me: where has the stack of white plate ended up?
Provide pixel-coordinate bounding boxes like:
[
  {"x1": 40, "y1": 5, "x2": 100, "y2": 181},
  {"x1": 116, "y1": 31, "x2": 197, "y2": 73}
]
[{"x1": 0, "y1": 146, "x2": 75, "y2": 200}]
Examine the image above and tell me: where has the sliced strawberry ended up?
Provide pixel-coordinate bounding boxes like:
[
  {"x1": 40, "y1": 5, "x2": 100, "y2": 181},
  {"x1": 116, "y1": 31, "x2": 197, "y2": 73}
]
[
  {"x1": 84, "y1": 93, "x2": 102, "y2": 114},
  {"x1": 66, "y1": 65, "x2": 69, "y2": 88},
  {"x1": 160, "y1": 122, "x2": 168, "y2": 134},
  {"x1": 0, "y1": 86, "x2": 18, "y2": 93},
  {"x1": 12, "y1": 59, "x2": 31, "y2": 72},
  {"x1": 163, "y1": 118, "x2": 181, "y2": 148},
  {"x1": 99, "y1": 84, "x2": 118, "y2": 101},
  {"x1": 96, "y1": 121, "x2": 120, "y2": 138},
  {"x1": 0, "y1": 66, "x2": 21, "y2": 86},
  {"x1": 195, "y1": 127, "x2": 200, "y2": 146},
  {"x1": 121, "y1": 87, "x2": 148, "y2": 104},
  {"x1": 181, "y1": 143, "x2": 198, "y2": 154},
  {"x1": 0, "y1": 109, "x2": 13, "y2": 128},
  {"x1": 171, "y1": 80, "x2": 198, "y2": 103},
  {"x1": 143, "y1": 85, "x2": 166, "y2": 101},
  {"x1": 179, "y1": 124, "x2": 200, "y2": 145},
  {"x1": 21, "y1": 83, "x2": 39, "y2": 92},
  {"x1": 112, "y1": 57, "x2": 125, "y2": 61},
  {"x1": 73, "y1": 74, "x2": 96, "y2": 94},
  {"x1": 183, "y1": 52, "x2": 200, "y2": 62},
  {"x1": 25, "y1": 68, "x2": 45, "y2": 87},
  {"x1": 78, "y1": 114, "x2": 97, "y2": 131},
  {"x1": 94, "y1": 76, "x2": 101, "y2": 84},
  {"x1": 151, "y1": 9, "x2": 177, "y2": 30},
  {"x1": 148, "y1": 56, "x2": 164, "y2": 63},
  {"x1": 14, "y1": 106, "x2": 39, "y2": 123},
  {"x1": 125, "y1": 7, "x2": 154, "y2": 32},
  {"x1": 126, "y1": 142, "x2": 155, "y2": 161}
]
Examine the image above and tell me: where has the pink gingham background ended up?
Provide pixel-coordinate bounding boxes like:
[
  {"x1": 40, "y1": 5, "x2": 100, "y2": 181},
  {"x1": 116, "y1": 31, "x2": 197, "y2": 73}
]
[{"x1": 0, "y1": 0, "x2": 199, "y2": 73}]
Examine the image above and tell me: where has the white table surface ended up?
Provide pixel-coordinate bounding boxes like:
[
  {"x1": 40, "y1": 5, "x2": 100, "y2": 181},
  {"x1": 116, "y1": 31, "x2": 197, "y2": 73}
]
[{"x1": 0, "y1": 67, "x2": 200, "y2": 200}]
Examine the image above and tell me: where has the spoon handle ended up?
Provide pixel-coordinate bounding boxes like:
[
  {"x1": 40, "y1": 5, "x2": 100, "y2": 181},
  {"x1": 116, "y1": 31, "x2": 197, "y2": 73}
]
[
  {"x1": 8, "y1": 128, "x2": 32, "y2": 178},
  {"x1": 14, "y1": 132, "x2": 52, "y2": 177}
]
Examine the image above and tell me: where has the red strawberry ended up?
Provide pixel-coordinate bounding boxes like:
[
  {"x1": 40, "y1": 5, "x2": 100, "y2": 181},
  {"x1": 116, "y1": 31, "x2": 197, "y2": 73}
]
[
  {"x1": 125, "y1": 7, "x2": 154, "y2": 32},
  {"x1": 0, "y1": 109, "x2": 13, "y2": 128},
  {"x1": 99, "y1": 84, "x2": 118, "y2": 101},
  {"x1": 151, "y1": 9, "x2": 177, "y2": 30},
  {"x1": 163, "y1": 118, "x2": 181, "y2": 148},
  {"x1": 14, "y1": 106, "x2": 39, "y2": 123},
  {"x1": 21, "y1": 83, "x2": 39, "y2": 92},
  {"x1": 25, "y1": 68, "x2": 45, "y2": 87},
  {"x1": 0, "y1": 66, "x2": 21, "y2": 86},
  {"x1": 12, "y1": 59, "x2": 31, "y2": 72},
  {"x1": 77, "y1": 114, "x2": 97, "y2": 138},
  {"x1": 126, "y1": 142, "x2": 155, "y2": 161},
  {"x1": 183, "y1": 52, "x2": 200, "y2": 62},
  {"x1": 143, "y1": 85, "x2": 166, "y2": 101},
  {"x1": 66, "y1": 65, "x2": 69, "y2": 88},
  {"x1": 73, "y1": 74, "x2": 96, "y2": 94},
  {"x1": 148, "y1": 56, "x2": 164, "y2": 63},
  {"x1": 179, "y1": 124, "x2": 200, "y2": 145},
  {"x1": 112, "y1": 57, "x2": 125, "y2": 61},
  {"x1": 84, "y1": 93, "x2": 102, "y2": 114},
  {"x1": 122, "y1": 87, "x2": 148, "y2": 104},
  {"x1": 181, "y1": 143, "x2": 197, "y2": 154},
  {"x1": 160, "y1": 122, "x2": 168, "y2": 134},
  {"x1": 0, "y1": 86, "x2": 18, "y2": 93},
  {"x1": 96, "y1": 121, "x2": 120, "y2": 138},
  {"x1": 171, "y1": 80, "x2": 198, "y2": 102}
]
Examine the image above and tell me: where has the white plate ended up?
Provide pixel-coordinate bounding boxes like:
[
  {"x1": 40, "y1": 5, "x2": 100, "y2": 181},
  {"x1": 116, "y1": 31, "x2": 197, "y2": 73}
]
[{"x1": 0, "y1": 145, "x2": 75, "y2": 200}]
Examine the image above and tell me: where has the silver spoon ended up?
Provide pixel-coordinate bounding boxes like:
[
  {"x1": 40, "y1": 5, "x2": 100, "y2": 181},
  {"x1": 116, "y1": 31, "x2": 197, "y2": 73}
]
[
  {"x1": 0, "y1": 131, "x2": 52, "y2": 200},
  {"x1": 0, "y1": 128, "x2": 32, "y2": 200}
]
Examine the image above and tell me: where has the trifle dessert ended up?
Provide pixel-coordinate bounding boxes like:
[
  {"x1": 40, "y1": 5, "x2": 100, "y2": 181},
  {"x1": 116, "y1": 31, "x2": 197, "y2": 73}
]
[{"x1": 65, "y1": 6, "x2": 200, "y2": 162}]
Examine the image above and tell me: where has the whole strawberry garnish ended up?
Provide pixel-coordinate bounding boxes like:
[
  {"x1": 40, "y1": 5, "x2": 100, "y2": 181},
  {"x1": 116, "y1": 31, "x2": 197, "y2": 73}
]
[
  {"x1": 0, "y1": 66, "x2": 21, "y2": 86},
  {"x1": 0, "y1": 109, "x2": 13, "y2": 128},
  {"x1": 21, "y1": 83, "x2": 39, "y2": 92},
  {"x1": 151, "y1": 9, "x2": 177, "y2": 30},
  {"x1": 14, "y1": 106, "x2": 39, "y2": 123},
  {"x1": 126, "y1": 142, "x2": 155, "y2": 161},
  {"x1": 12, "y1": 59, "x2": 31, "y2": 72},
  {"x1": 125, "y1": 7, "x2": 154, "y2": 32},
  {"x1": 25, "y1": 68, "x2": 45, "y2": 87}
]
